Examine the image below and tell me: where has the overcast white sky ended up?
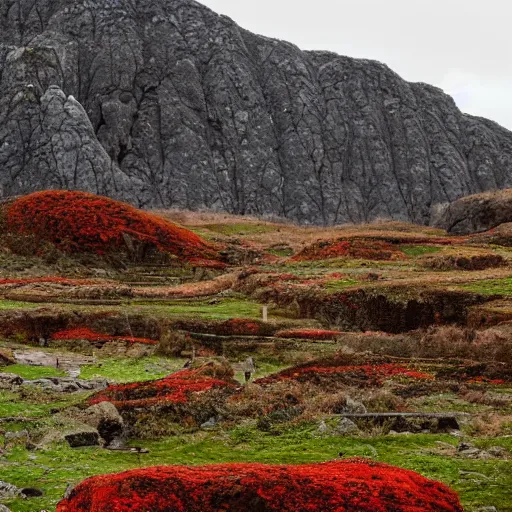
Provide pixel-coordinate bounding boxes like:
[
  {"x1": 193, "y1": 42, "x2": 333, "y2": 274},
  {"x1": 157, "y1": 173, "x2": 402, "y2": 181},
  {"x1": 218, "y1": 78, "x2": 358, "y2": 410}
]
[{"x1": 200, "y1": 0, "x2": 512, "y2": 130}]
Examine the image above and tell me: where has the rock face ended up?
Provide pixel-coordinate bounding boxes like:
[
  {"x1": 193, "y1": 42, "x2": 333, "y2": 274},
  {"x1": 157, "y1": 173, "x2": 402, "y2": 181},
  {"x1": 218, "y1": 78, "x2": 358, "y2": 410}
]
[{"x1": 1, "y1": 0, "x2": 512, "y2": 224}]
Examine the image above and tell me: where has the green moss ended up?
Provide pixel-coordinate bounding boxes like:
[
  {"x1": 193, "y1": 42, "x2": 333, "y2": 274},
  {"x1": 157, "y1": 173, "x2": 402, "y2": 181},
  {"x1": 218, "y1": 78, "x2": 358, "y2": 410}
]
[
  {"x1": 203, "y1": 223, "x2": 275, "y2": 235},
  {"x1": 80, "y1": 356, "x2": 186, "y2": 383},
  {"x1": 4, "y1": 364, "x2": 67, "y2": 379},
  {"x1": 0, "y1": 299, "x2": 39, "y2": 310},
  {"x1": 129, "y1": 296, "x2": 270, "y2": 320},
  {"x1": 400, "y1": 245, "x2": 443, "y2": 257},
  {"x1": 460, "y1": 277, "x2": 512, "y2": 296},
  {"x1": 266, "y1": 247, "x2": 294, "y2": 257},
  {"x1": 324, "y1": 278, "x2": 358, "y2": 291}
]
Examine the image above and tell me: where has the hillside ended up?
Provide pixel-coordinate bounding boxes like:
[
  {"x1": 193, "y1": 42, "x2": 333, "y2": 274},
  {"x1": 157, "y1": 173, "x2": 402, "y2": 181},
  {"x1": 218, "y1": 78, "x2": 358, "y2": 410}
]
[
  {"x1": 0, "y1": 205, "x2": 511, "y2": 511},
  {"x1": 1, "y1": 0, "x2": 512, "y2": 224}
]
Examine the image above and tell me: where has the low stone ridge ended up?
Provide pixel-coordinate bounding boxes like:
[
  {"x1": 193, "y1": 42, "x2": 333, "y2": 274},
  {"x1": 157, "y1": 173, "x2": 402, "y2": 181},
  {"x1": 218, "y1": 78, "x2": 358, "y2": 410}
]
[
  {"x1": 56, "y1": 460, "x2": 463, "y2": 511},
  {"x1": 1, "y1": 0, "x2": 512, "y2": 224}
]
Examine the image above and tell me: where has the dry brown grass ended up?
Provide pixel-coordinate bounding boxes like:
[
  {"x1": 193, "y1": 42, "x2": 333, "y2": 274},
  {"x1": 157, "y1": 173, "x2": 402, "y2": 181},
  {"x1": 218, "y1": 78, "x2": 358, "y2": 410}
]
[
  {"x1": 133, "y1": 272, "x2": 238, "y2": 299},
  {"x1": 469, "y1": 413, "x2": 512, "y2": 437},
  {"x1": 150, "y1": 208, "x2": 451, "y2": 253}
]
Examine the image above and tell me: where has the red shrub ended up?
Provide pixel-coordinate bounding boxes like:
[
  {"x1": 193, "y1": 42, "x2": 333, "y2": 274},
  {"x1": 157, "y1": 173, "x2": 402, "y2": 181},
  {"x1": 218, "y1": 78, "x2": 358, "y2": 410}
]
[
  {"x1": 275, "y1": 329, "x2": 343, "y2": 340},
  {"x1": 88, "y1": 368, "x2": 234, "y2": 410},
  {"x1": 292, "y1": 238, "x2": 406, "y2": 262},
  {"x1": 5, "y1": 191, "x2": 224, "y2": 266},
  {"x1": 56, "y1": 460, "x2": 463, "y2": 512},
  {"x1": 256, "y1": 363, "x2": 434, "y2": 386},
  {"x1": 52, "y1": 328, "x2": 158, "y2": 346}
]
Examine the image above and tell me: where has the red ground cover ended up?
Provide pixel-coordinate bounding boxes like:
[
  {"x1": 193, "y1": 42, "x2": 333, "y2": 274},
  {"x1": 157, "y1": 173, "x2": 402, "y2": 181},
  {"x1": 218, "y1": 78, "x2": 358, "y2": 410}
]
[
  {"x1": 52, "y1": 328, "x2": 158, "y2": 346},
  {"x1": 5, "y1": 191, "x2": 224, "y2": 266},
  {"x1": 292, "y1": 238, "x2": 406, "y2": 261},
  {"x1": 56, "y1": 459, "x2": 463, "y2": 512},
  {"x1": 88, "y1": 368, "x2": 234, "y2": 410},
  {"x1": 275, "y1": 328, "x2": 343, "y2": 340},
  {"x1": 256, "y1": 363, "x2": 434, "y2": 386}
]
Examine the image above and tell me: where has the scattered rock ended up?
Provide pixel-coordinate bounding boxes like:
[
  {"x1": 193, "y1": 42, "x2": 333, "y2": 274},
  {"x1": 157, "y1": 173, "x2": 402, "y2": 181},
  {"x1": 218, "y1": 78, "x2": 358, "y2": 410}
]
[
  {"x1": 79, "y1": 402, "x2": 124, "y2": 444},
  {"x1": 0, "y1": 504, "x2": 12, "y2": 512},
  {"x1": 0, "y1": 480, "x2": 22, "y2": 499},
  {"x1": 200, "y1": 417, "x2": 219, "y2": 429},
  {"x1": 487, "y1": 446, "x2": 509, "y2": 458},
  {"x1": 19, "y1": 487, "x2": 43, "y2": 497},
  {"x1": 317, "y1": 420, "x2": 330, "y2": 435},
  {"x1": 64, "y1": 429, "x2": 101, "y2": 448},
  {"x1": 335, "y1": 418, "x2": 359, "y2": 435},
  {"x1": 22, "y1": 377, "x2": 108, "y2": 393},
  {"x1": 106, "y1": 436, "x2": 126, "y2": 449},
  {"x1": 456, "y1": 442, "x2": 492, "y2": 459},
  {"x1": 476, "y1": 507, "x2": 498, "y2": 512},
  {"x1": 340, "y1": 398, "x2": 367, "y2": 415},
  {"x1": 4, "y1": 429, "x2": 30, "y2": 448},
  {"x1": 0, "y1": 373, "x2": 23, "y2": 389}
]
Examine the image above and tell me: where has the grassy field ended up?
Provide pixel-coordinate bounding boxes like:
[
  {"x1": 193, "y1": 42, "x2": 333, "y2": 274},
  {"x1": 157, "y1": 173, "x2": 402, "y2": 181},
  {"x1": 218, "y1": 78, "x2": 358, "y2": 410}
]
[{"x1": 1, "y1": 425, "x2": 510, "y2": 511}]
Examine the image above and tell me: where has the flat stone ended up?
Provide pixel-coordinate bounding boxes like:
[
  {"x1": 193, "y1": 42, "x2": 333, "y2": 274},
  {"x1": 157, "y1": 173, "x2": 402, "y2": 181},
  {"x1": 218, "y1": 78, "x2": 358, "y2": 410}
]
[{"x1": 64, "y1": 430, "x2": 101, "y2": 448}]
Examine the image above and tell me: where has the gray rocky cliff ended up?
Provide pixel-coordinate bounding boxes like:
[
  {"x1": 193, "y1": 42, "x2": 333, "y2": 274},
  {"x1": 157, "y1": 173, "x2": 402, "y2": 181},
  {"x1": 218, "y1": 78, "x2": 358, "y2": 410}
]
[{"x1": 1, "y1": 0, "x2": 512, "y2": 224}]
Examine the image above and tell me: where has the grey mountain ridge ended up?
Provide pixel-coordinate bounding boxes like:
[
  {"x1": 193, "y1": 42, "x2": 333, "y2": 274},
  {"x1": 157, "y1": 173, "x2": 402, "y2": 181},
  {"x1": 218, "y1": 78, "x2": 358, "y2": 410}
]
[{"x1": 1, "y1": 0, "x2": 512, "y2": 224}]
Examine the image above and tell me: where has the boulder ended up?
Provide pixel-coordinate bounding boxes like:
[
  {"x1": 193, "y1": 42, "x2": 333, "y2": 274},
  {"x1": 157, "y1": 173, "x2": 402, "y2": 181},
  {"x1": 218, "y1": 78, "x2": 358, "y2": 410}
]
[
  {"x1": 79, "y1": 402, "x2": 124, "y2": 445},
  {"x1": 64, "y1": 428, "x2": 101, "y2": 448},
  {"x1": 4, "y1": 429, "x2": 30, "y2": 448},
  {"x1": 335, "y1": 418, "x2": 360, "y2": 435},
  {"x1": 0, "y1": 373, "x2": 23, "y2": 389},
  {"x1": 23, "y1": 377, "x2": 108, "y2": 393},
  {"x1": 339, "y1": 398, "x2": 367, "y2": 415}
]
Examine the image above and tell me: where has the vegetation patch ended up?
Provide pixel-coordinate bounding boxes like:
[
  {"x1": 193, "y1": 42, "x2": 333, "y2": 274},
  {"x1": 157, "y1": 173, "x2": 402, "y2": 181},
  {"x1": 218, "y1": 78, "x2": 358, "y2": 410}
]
[
  {"x1": 422, "y1": 253, "x2": 506, "y2": 271},
  {"x1": 3, "y1": 191, "x2": 224, "y2": 267},
  {"x1": 275, "y1": 329, "x2": 342, "y2": 340},
  {"x1": 256, "y1": 359, "x2": 434, "y2": 387},
  {"x1": 89, "y1": 365, "x2": 235, "y2": 410},
  {"x1": 52, "y1": 327, "x2": 158, "y2": 346},
  {"x1": 56, "y1": 459, "x2": 462, "y2": 512},
  {"x1": 292, "y1": 238, "x2": 407, "y2": 262}
]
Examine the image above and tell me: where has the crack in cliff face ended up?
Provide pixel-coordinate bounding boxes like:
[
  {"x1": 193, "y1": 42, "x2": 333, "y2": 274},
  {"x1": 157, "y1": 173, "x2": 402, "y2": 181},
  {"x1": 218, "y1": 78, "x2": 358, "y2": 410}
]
[{"x1": 1, "y1": 0, "x2": 512, "y2": 224}]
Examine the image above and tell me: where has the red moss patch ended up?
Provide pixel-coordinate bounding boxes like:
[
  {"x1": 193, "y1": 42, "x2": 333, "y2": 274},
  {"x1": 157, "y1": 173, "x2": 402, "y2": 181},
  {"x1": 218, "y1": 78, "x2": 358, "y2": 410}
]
[
  {"x1": 56, "y1": 460, "x2": 463, "y2": 512},
  {"x1": 88, "y1": 368, "x2": 234, "y2": 410},
  {"x1": 52, "y1": 328, "x2": 158, "y2": 346},
  {"x1": 292, "y1": 238, "x2": 406, "y2": 261},
  {"x1": 5, "y1": 191, "x2": 224, "y2": 267},
  {"x1": 257, "y1": 363, "x2": 434, "y2": 387},
  {"x1": 275, "y1": 329, "x2": 342, "y2": 340}
]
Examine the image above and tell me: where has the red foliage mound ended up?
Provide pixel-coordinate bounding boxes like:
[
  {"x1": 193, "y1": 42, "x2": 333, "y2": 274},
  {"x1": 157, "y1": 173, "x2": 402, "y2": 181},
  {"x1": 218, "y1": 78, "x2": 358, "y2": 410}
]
[
  {"x1": 52, "y1": 328, "x2": 157, "y2": 346},
  {"x1": 56, "y1": 460, "x2": 463, "y2": 512},
  {"x1": 257, "y1": 363, "x2": 433, "y2": 387},
  {"x1": 292, "y1": 238, "x2": 406, "y2": 261},
  {"x1": 5, "y1": 191, "x2": 224, "y2": 267},
  {"x1": 275, "y1": 328, "x2": 342, "y2": 340},
  {"x1": 89, "y1": 367, "x2": 234, "y2": 410}
]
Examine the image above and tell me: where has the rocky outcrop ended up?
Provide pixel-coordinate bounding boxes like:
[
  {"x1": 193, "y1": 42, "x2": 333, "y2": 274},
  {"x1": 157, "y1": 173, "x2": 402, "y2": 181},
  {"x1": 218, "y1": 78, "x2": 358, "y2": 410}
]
[
  {"x1": 435, "y1": 189, "x2": 512, "y2": 234},
  {"x1": 1, "y1": 0, "x2": 512, "y2": 224}
]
